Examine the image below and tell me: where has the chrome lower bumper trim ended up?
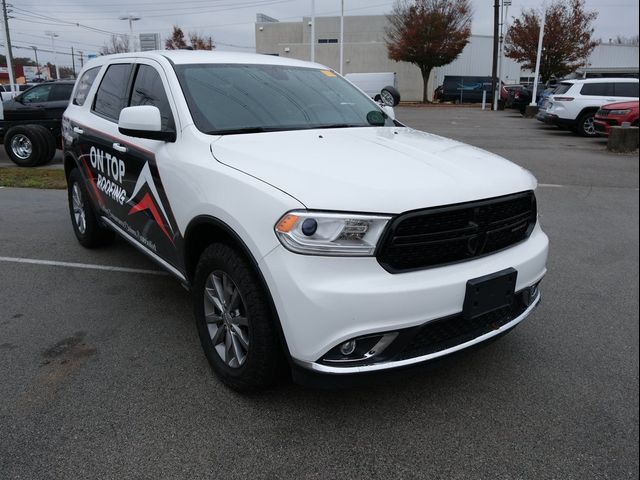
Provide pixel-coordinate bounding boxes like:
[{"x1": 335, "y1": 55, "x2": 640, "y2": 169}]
[
  {"x1": 101, "y1": 216, "x2": 187, "y2": 283},
  {"x1": 294, "y1": 293, "x2": 541, "y2": 375}
]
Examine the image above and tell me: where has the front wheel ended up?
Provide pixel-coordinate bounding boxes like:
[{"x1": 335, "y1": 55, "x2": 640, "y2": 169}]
[
  {"x1": 576, "y1": 111, "x2": 597, "y2": 137},
  {"x1": 193, "y1": 243, "x2": 284, "y2": 392},
  {"x1": 67, "y1": 169, "x2": 114, "y2": 248}
]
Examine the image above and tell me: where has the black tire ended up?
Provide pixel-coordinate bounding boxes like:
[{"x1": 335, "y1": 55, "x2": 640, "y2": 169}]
[
  {"x1": 28, "y1": 125, "x2": 56, "y2": 165},
  {"x1": 193, "y1": 243, "x2": 284, "y2": 392},
  {"x1": 576, "y1": 111, "x2": 597, "y2": 137},
  {"x1": 67, "y1": 168, "x2": 115, "y2": 248},
  {"x1": 380, "y1": 85, "x2": 401, "y2": 106},
  {"x1": 3, "y1": 125, "x2": 47, "y2": 167}
]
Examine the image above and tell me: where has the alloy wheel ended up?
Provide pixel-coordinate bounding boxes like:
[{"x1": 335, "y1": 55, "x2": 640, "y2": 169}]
[
  {"x1": 71, "y1": 182, "x2": 87, "y2": 234},
  {"x1": 583, "y1": 116, "x2": 596, "y2": 136},
  {"x1": 203, "y1": 271, "x2": 250, "y2": 368}
]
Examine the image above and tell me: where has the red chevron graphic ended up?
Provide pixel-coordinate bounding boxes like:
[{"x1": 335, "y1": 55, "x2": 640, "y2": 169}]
[{"x1": 128, "y1": 192, "x2": 172, "y2": 241}]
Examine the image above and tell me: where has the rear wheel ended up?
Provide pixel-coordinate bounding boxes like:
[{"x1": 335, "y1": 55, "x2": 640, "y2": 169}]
[
  {"x1": 3, "y1": 125, "x2": 47, "y2": 167},
  {"x1": 28, "y1": 125, "x2": 56, "y2": 165},
  {"x1": 67, "y1": 168, "x2": 114, "y2": 248},
  {"x1": 576, "y1": 111, "x2": 597, "y2": 137},
  {"x1": 193, "y1": 243, "x2": 284, "y2": 392}
]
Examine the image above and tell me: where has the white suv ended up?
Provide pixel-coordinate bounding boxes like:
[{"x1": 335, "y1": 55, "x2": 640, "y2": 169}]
[
  {"x1": 538, "y1": 78, "x2": 639, "y2": 136},
  {"x1": 62, "y1": 51, "x2": 549, "y2": 391}
]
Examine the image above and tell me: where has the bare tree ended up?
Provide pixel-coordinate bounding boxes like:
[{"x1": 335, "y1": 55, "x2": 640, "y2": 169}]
[
  {"x1": 189, "y1": 32, "x2": 214, "y2": 50},
  {"x1": 505, "y1": 0, "x2": 598, "y2": 82},
  {"x1": 386, "y1": 0, "x2": 472, "y2": 103},
  {"x1": 165, "y1": 26, "x2": 188, "y2": 50},
  {"x1": 165, "y1": 26, "x2": 215, "y2": 50},
  {"x1": 101, "y1": 35, "x2": 130, "y2": 55}
]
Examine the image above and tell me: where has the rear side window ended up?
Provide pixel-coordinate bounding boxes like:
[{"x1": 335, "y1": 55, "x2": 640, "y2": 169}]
[
  {"x1": 73, "y1": 67, "x2": 100, "y2": 106},
  {"x1": 129, "y1": 64, "x2": 174, "y2": 130},
  {"x1": 580, "y1": 83, "x2": 614, "y2": 96},
  {"x1": 50, "y1": 84, "x2": 74, "y2": 102},
  {"x1": 93, "y1": 64, "x2": 133, "y2": 121},
  {"x1": 614, "y1": 82, "x2": 639, "y2": 97},
  {"x1": 553, "y1": 83, "x2": 573, "y2": 95}
]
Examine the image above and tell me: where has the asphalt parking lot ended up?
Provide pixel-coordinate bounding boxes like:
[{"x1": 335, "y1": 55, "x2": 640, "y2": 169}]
[{"x1": 1, "y1": 107, "x2": 638, "y2": 479}]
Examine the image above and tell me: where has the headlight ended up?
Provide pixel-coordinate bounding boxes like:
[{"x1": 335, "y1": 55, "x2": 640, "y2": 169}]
[
  {"x1": 274, "y1": 210, "x2": 391, "y2": 256},
  {"x1": 609, "y1": 109, "x2": 632, "y2": 115}
]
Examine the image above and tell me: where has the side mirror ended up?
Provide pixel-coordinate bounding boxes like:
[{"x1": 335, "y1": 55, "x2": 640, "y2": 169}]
[
  {"x1": 379, "y1": 85, "x2": 401, "y2": 107},
  {"x1": 118, "y1": 105, "x2": 175, "y2": 142}
]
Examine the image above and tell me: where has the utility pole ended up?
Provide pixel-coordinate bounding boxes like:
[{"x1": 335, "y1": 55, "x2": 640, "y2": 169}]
[
  {"x1": 71, "y1": 46, "x2": 76, "y2": 77},
  {"x1": 77, "y1": 51, "x2": 84, "y2": 68},
  {"x1": 1, "y1": 0, "x2": 16, "y2": 92},
  {"x1": 490, "y1": 0, "x2": 500, "y2": 111},
  {"x1": 31, "y1": 46, "x2": 40, "y2": 76}
]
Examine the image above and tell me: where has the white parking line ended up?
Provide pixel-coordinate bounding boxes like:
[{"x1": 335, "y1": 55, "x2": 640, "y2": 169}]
[
  {"x1": 538, "y1": 183, "x2": 564, "y2": 188},
  {"x1": 0, "y1": 256, "x2": 168, "y2": 276}
]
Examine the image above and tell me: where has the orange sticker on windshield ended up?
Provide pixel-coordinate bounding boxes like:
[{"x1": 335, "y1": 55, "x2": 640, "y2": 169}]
[{"x1": 320, "y1": 70, "x2": 337, "y2": 77}]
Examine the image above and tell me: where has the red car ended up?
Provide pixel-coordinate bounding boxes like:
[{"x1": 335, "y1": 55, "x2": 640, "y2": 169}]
[{"x1": 594, "y1": 101, "x2": 639, "y2": 136}]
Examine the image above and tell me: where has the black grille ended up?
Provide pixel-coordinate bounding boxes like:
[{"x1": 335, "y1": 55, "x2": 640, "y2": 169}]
[
  {"x1": 376, "y1": 191, "x2": 537, "y2": 272},
  {"x1": 395, "y1": 293, "x2": 530, "y2": 360}
]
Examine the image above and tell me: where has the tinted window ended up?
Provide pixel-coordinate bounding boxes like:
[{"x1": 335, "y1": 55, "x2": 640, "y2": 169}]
[
  {"x1": 614, "y1": 82, "x2": 639, "y2": 97},
  {"x1": 129, "y1": 65, "x2": 174, "y2": 130},
  {"x1": 553, "y1": 83, "x2": 573, "y2": 95},
  {"x1": 580, "y1": 83, "x2": 614, "y2": 96},
  {"x1": 49, "y1": 84, "x2": 74, "y2": 101},
  {"x1": 73, "y1": 67, "x2": 100, "y2": 106},
  {"x1": 93, "y1": 64, "x2": 132, "y2": 120},
  {"x1": 21, "y1": 84, "x2": 53, "y2": 103}
]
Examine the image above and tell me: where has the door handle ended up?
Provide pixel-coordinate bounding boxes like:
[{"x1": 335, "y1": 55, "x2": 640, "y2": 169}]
[
  {"x1": 112, "y1": 142, "x2": 127, "y2": 153},
  {"x1": 73, "y1": 126, "x2": 84, "y2": 134}
]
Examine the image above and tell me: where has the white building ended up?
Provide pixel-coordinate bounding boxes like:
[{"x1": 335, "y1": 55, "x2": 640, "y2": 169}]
[{"x1": 255, "y1": 14, "x2": 640, "y2": 102}]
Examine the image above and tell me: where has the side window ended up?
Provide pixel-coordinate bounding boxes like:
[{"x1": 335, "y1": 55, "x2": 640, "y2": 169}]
[
  {"x1": 93, "y1": 64, "x2": 133, "y2": 121},
  {"x1": 73, "y1": 67, "x2": 100, "y2": 106},
  {"x1": 129, "y1": 64, "x2": 174, "y2": 130},
  {"x1": 614, "y1": 82, "x2": 639, "y2": 97},
  {"x1": 580, "y1": 83, "x2": 614, "y2": 96},
  {"x1": 50, "y1": 84, "x2": 74, "y2": 102},
  {"x1": 21, "y1": 84, "x2": 53, "y2": 103}
]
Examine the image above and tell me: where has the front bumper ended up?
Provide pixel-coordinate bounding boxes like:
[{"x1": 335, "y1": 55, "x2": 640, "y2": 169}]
[{"x1": 260, "y1": 223, "x2": 549, "y2": 372}]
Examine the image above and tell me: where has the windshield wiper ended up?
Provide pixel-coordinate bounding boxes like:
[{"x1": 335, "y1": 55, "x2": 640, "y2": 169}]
[
  {"x1": 207, "y1": 127, "x2": 273, "y2": 135},
  {"x1": 208, "y1": 124, "x2": 368, "y2": 136}
]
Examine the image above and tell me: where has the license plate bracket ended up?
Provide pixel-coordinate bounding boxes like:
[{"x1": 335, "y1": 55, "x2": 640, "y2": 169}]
[{"x1": 463, "y1": 268, "x2": 517, "y2": 320}]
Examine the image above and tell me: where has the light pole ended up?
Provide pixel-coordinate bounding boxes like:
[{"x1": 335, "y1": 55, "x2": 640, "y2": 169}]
[
  {"x1": 45, "y1": 31, "x2": 60, "y2": 80},
  {"x1": 530, "y1": 7, "x2": 546, "y2": 107},
  {"x1": 339, "y1": 0, "x2": 344, "y2": 74},
  {"x1": 310, "y1": 0, "x2": 315, "y2": 62},
  {"x1": 494, "y1": 0, "x2": 511, "y2": 110},
  {"x1": 119, "y1": 13, "x2": 141, "y2": 52},
  {"x1": 30, "y1": 46, "x2": 40, "y2": 77}
]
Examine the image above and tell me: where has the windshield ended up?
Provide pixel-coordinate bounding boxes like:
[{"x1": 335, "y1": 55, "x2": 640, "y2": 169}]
[{"x1": 173, "y1": 63, "x2": 393, "y2": 135}]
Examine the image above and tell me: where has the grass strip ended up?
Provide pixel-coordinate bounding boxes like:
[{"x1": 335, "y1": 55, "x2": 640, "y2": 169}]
[{"x1": 0, "y1": 167, "x2": 67, "y2": 189}]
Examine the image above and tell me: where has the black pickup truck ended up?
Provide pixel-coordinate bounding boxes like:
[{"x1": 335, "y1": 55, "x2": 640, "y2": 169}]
[{"x1": 0, "y1": 80, "x2": 74, "y2": 167}]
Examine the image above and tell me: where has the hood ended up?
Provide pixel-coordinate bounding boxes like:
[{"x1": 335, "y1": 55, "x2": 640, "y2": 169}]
[{"x1": 210, "y1": 127, "x2": 536, "y2": 213}]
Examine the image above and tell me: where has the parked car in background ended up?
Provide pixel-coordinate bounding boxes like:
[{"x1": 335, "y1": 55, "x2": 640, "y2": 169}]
[
  {"x1": 438, "y1": 76, "x2": 507, "y2": 104},
  {"x1": 593, "y1": 101, "x2": 639, "y2": 136},
  {"x1": 536, "y1": 78, "x2": 639, "y2": 136},
  {"x1": 344, "y1": 72, "x2": 400, "y2": 104},
  {"x1": 504, "y1": 85, "x2": 526, "y2": 109},
  {"x1": 0, "y1": 80, "x2": 75, "y2": 166}
]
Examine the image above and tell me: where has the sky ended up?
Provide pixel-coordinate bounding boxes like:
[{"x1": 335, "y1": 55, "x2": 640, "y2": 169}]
[{"x1": 4, "y1": 0, "x2": 639, "y2": 70}]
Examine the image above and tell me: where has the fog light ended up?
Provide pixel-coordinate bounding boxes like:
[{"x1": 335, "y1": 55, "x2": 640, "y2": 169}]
[
  {"x1": 339, "y1": 339, "x2": 357, "y2": 356},
  {"x1": 301, "y1": 218, "x2": 318, "y2": 236}
]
